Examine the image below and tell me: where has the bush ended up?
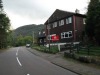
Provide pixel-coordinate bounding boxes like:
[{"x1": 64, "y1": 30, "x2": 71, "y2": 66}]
[
  {"x1": 64, "y1": 52, "x2": 78, "y2": 59},
  {"x1": 32, "y1": 45, "x2": 59, "y2": 54},
  {"x1": 50, "y1": 46, "x2": 59, "y2": 54}
]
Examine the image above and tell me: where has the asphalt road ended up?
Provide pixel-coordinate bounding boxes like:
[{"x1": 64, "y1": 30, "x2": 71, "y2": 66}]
[{"x1": 0, "y1": 47, "x2": 78, "y2": 75}]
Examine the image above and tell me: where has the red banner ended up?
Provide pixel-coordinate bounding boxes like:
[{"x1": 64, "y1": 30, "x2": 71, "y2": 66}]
[{"x1": 52, "y1": 35, "x2": 59, "y2": 41}]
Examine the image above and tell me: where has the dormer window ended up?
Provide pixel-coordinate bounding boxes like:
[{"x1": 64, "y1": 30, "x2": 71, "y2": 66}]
[
  {"x1": 66, "y1": 17, "x2": 72, "y2": 24},
  {"x1": 53, "y1": 22, "x2": 57, "y2": 28},
  {"x1": 61, "y1": 20, "x2": 64, "y2": 25},
  {"x1": 59, "y1": 20, "x2": 64, "y2": 26},
  {"x1": 59, "y1": 21, "x2": 61, "y2": 26}
]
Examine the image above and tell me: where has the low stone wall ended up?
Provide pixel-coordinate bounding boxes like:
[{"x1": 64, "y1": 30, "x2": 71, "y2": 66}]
[{"x1": 64, "y1": 52, "x2": 100, "y2": 65}]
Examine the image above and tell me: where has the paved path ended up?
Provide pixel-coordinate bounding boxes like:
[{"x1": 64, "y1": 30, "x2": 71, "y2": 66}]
[{"x1": 28, "y1": 48, "x2": 100, "y2": 75}]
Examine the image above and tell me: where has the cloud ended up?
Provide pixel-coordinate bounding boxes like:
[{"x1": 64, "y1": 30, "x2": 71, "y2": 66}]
[
  {"x1": 3, "y1": 0, "x2": 89, "y2": 29},
  {"x1": 3, "y1": 0, "x2": 49, "y2": 19}
]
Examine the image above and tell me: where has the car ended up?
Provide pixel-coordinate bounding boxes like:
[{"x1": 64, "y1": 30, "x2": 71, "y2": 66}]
[{"x1": 26, "y1": 44, "x2": 30, "y2": 47}]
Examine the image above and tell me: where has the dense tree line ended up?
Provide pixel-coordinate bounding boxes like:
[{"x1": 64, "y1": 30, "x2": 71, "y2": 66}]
[
  {"x1": 14, "y1": 35, "x2": 33, "y2": 47},
  {"x1": 12, "y1": 24, "x2": 44, "y2": 46},
  {"x1": 0, "y1": 0, "x2": 11, "y2": 49}
]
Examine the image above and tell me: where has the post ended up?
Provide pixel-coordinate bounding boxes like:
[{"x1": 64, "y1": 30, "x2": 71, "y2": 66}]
[
  {"x1": 33, "y1": 31, "x2": 34, "y2": 44},
  {"x1": 48, "y1": 25, "x2": 50, "y2": 51},
  {"x1": 48, "y1": 19, "x2": 50, "y2": 51}
]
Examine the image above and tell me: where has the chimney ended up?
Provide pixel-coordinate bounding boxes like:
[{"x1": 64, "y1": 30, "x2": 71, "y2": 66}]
[{"x1": 75, "y1": 9, "x2": 80, "y2": 14}]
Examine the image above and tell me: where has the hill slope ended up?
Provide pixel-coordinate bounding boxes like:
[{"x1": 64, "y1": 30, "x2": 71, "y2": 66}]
[{"x1": 13, "y1": 24, "x2": 45, "y2": 37}]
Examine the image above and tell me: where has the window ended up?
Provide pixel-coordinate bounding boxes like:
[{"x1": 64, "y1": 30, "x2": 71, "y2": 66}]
[
  {"x1": 39, "y1": 32, "x2": 41, "y2": 35},
  {"x1": 40, "y1": 39, "x2": 42, "y2": 43},
  {"x1": 83, "y1": 18, "x2": 86, "y2": 24},
  {"x1": 61, "y1": 33, "x2": 64, "y2": 39},
  {"x1": 43, "y1": 31, "x2": 45, "y2": 34},
  {"x1": 69, "y1": 17, "x2": 72, "y2": 23},
  {"x1": 59, "y1": 21, "x2": 61, "y2": 26},
  {"x1": 69, "y1": 31, "x2": 73, "y2": 37},
  {"x1": 61, "y1": 31, "x2": 73, "y2": 39},
  {"x1": 66, "y1": 19, "x2": 68, "y2": 24},
  {"x1": 53, "y1": 22, "x2": 57, "y2": 28},
  {"x1": 61, "y1": 20, "x2": 64, "y2": 25},
  {"x1": 59, "y1": 20, "x2": 64, "y2": 26},
  {"x1": 66, "y1": 17, "x2": 72, "y2": 24}
]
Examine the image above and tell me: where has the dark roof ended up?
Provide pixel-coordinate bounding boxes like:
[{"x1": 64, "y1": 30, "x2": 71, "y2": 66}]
[
  {"x1": 38, "y1": 34, "x2": 46, "y2": 38},
  {"x1": 44, "y1": 9, "x2": 86, "y2": 25}
]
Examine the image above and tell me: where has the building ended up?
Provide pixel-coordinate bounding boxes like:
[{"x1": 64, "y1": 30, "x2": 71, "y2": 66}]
[
  {"x1": 37, "y1": 29, "x2": 46, "y2": 46},
  {"x1": 44, "y1": 9, "x2": 86, "y2": 47}
]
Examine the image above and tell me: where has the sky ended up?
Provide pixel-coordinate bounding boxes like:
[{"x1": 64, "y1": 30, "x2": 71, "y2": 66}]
[{"x1": 3, "y1": 0, "x2": 89, "y2": 29}]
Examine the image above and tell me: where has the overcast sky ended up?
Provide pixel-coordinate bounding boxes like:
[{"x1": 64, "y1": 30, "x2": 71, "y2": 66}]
[{"x1": 3, "y1": 0, "x2": 89, "y2": 29}]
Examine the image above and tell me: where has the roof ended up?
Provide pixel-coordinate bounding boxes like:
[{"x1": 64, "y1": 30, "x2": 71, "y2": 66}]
[{"x1": 44, "y1": 9, "x2": 86, "y2": 25}]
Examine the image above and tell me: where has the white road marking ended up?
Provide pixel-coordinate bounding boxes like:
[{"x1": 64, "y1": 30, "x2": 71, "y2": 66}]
[
  {"x1": 16, "y1": 47, "x2": 19, "y2": 56},
  {"x1": 16, "y1": 57, "x2": 22, "y2": 66},
  {"x1": 27, "y1": 74, "x2": 30, "y2": 75}
]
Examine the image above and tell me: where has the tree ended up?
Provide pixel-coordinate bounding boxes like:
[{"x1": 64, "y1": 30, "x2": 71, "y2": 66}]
[
  {"x1": 24, "y1": 36, "x2": 33, "y2": 44},
  {"x1": 0, "y1": 0, "x2": 11, "y2": 49},
  {"x1": 86, "y1": 0, "x2": 100, "y2": 45},
  {"x1": 0, "y1": 0, "x2": 4, "y2": 14},
  {"x1": 95, "y1": 1, "x2": 100, "y2": 45}
]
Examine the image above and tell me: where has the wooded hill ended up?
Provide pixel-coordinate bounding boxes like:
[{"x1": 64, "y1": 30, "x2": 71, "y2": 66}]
[{"x1": 13, "y1": 24, "x2": 45, "y2": 38}]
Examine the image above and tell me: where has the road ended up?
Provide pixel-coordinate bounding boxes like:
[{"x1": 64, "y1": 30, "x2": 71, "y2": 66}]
[{"x1": 0, "y1": 47, "x2": 78, "y2": 75}]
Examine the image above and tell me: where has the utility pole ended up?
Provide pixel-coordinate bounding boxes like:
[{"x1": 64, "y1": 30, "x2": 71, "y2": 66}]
[
  {"x1": 48, "y1": 19, "x2": 50, "y2": 51},
  {"x1": 33, "y1": 31, "x2": 34, "y2": 44}
]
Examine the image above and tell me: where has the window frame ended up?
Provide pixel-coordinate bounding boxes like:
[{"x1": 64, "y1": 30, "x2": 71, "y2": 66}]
[
  {"x1": 83, "y1": 18, "x2": 86, "y2": 24},
  {"x1": 61, "y1": 20, "x2": 64, "y2": 25},
  {"x1": 53, "y1": 22, "x2": 57, "y2": 28},
  {"x1": 59, "y1": 19, "x2": 64, "y2": 26},
  {"x1": 61, "y1": 31, "x2": 73, "y2": 39},
  {"x1": 66, "y1": 17, "x2": 72, "y2": 24}
]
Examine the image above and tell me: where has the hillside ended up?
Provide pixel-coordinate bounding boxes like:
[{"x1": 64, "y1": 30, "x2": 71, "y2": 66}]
[{"x1": 13, "y1": 24, "x2": 45, "y2": 38}]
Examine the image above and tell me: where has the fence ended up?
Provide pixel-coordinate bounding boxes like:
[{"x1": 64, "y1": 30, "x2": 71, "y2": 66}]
[{"x1": 65, "y1": 43, "x2": 100, "y2": 56}]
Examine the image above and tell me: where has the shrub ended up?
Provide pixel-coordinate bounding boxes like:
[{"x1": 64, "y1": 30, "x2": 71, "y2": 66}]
[
  {"x1": 32, "y1": 45, "x2": 59, "y2": 54},
  {"x1": 78, "y1": 56, "x2": 91, "y2": 63}
]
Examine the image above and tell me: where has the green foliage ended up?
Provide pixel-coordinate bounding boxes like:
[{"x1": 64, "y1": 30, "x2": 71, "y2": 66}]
[
  {"x1": 0, "y1": 14, "x2": 10, "y2": 31},
  {"x1": 0, "y1": 11, "x2": 11, "y2": 48},
  {"x1": 0, "y1": 0, "x2": 3, "y2": 11},
  {"x1": 14, "y1": 35, "x2": 33, "y2": 47},
  {"x1": 14, "y1": 24, "x2": 44, "y2": 37},
  {"x1": 7, "y1": 30, "x2": 14, "y2": 46},
  {"x1": 50, "y1": 46, "x2": 59, "y2": 53},
  {"x1": 32, "y1": 45, "x2": 59, "y2": 54},
  {"x1": 86, "y1": 0, "x2": 100, "y2": 45},
  {"x1": 12, "y1": 24, "x2": 44, "y2": 46}
]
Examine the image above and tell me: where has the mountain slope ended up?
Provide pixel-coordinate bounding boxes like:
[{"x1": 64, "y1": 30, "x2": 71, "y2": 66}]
[{"x1": 13, "y1": 24, "x2": 45, "y2": 37}]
